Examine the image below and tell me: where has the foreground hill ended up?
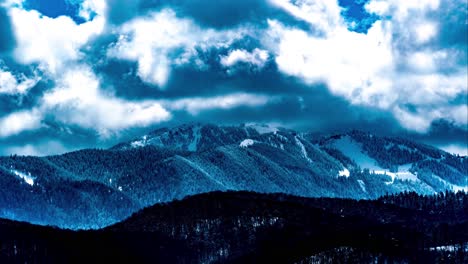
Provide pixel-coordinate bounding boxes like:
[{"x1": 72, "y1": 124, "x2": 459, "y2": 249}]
[
  {"x1": 0, "y1": 123, "x2": 466, "y2": 228},
  {"x1": 1, "y1": 191, "x2": 467, "y2": 263}
]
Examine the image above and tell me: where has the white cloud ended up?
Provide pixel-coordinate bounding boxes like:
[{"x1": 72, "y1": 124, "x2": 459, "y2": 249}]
[
  {"x1": 79, "y1": 0, "x2": 107, "y2": 20},
  {"x1": 269, "y1": 0, "x2": 343, "y2": 34},
  {"x1": 220, "y1": 48, "x2": 269, "y2": 68},
  {"x1": 365, "y1": 0, "x2": 440, "y2": 20},
  {"x1": 0, "y1": 0, "x2": 465, "y2": 142},
  {"x1": 407, "y1": 51, "x2": 445, "y2": 72},
  {"x1": 108, "y1": 9, "x2": 246, "y2": 88},
  {"x1": 42, "y1": 66, "x2": 171, "y2": 136},
  {"x1": 413, "y1": 21, "x2": 437, "y2": 44},
  {"x1": 3, "y1": 140, "x2": 69, "y2": 156},
  {"x1": 0, "y1": 67, "x2": 39, "y2": 94},
  {"x1": 364, "y1": 1, "x2": 389, "y2": 15},
  {"x1": 164, "y1": 93, "x2": 272, "y2": 115},
  {"x1": 0, "y1": 109, "x2": 42, "y2": 137},
  {"x1": 439, "y1": 144, "x2": 468, "y2": 157},
  {"x1": 9, "y1": 4, "x2": 105, "y2": 74},
  {"x1": 265, "y1": 0, "x2": 467, "y2": 132},
  {"x1": 266, "y1": 19, "x2": 395, "y2": 108},
  {"x1": 1, "y1": 0, "x2": 23, "y2": 8}
]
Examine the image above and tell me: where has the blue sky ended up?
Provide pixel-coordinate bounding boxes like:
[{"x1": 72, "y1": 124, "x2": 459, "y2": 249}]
[{"x1": 0, "y1": 0, "x2": 466, "y2": 156}]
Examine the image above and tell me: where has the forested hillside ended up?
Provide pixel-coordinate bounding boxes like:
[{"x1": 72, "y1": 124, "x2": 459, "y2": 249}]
[
  {"x1": 1, "y1": 191, "x2": 467, "y2": 263},
  {"x1": 0, "y1": 124, "x2": 466, "y2": 229}
]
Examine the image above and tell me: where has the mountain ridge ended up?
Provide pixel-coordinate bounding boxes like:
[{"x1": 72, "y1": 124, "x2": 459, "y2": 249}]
[
  {"x1": 1, "y1": 190, "x2": 467, "y2": 263},
  {"x1": 0, "y1": 123, "x2": 466, "y2": 229}
]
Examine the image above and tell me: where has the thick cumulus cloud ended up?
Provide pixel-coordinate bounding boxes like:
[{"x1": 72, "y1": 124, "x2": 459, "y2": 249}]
[
  {"x1": 264, "y1": 0, "x2": 467, "y2": 133},
  {"x1": 107, "y1": 9, "x2": 248, "y2": 88},
  {"x1": 0, "y1": 0, "x2": 466, "y2": 155}
]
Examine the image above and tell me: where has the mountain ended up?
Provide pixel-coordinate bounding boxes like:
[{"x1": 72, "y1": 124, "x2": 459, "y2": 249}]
[
  {"x1": 0, "y1": 123, "x2": 466, "y2": 229},
  {"x1": 1, "y1": 191, "x2": 467, "y2": 263},
  {"x1": 111, "y1": 123, "x2": 282, "y2": 151}
]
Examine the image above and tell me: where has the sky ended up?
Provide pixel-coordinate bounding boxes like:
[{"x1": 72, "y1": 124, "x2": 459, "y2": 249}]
[{"x1": 0, "y1": 0, "x2": 466, "y2": 156}]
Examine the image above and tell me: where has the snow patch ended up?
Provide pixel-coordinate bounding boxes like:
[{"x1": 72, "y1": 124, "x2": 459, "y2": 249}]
[
  {"x1": 188, "y1": 125, "x2": 201, "y2": 151},
  {"x1": 429, "y1": 244, "x2": 468, "y2": 252},
  {"x1": 338, "y1": 168, "x2": 350, "y2": 178},
  {"x1": 11, "y1": 170, "x2": 35, "y2": 186},
  {"x1": 452, "y1": 185, "x2": 468, "y2": 193},
  {"x1": 330, "y1": 136, "x2": 380, "y2": 170},
  {"x1": 295, "y1": 136, "x2": 313, "y2": 163},
  {"x1": 245, "y1": 123, "x2": 278, "y2": 134},
  {"x1": 240, "y1": 139, "x2": 255, "y2": 148},
  {"x1": 177, "y1": 156, "x2": 226, "y2": 188},
  {"x1": 131, "y1": 135, "x2": 148, "y2": 148},
  {"x1": 357, "y1": 180, "x2": 366, "y2": 193},
  {"x1": 432, "y1": 174, "x2": 468, "y2": 193},
  {"x1": 374, "y1": 170, "x2": 418, "y2": 184}
]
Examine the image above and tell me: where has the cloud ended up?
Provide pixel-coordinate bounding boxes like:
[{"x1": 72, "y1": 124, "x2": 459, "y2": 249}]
[
  {"x1": 264, "y1": 0, "x2": 467, "y2": 132},
  {"x1": 164, "y1": 93, "x2": 273, "y2": 115},
  {"x1": 78, "y1": 0, "x2": 106, "y2": 21},
  {"x1": 2, "y1": 140, "x2": 69, "y2": 156},
  {"x1": 105, "y1": 0, "x2": 293, "y2": 29},
  {"x1": 0, "y1": 109, "x2": 42, "y2": 137},
  {"x1": 107, "y1": 8, "x2": 247, "y2": 88},
  {"x1": 41, "y1": 66, "x2": 171, "y2": 137},
  {"x1": 439, "y1": 144, "x2": 468, "y2": 157},
  {"x1": 0, "y1": 0, "x2": 466, "y2": 155},
  {"x1": 269, "y1": 0, "x2": 343, "y2": 33},
  {"x1": 265, "y1": 18, "x2": 394, "y2": 108},
  {"x1": 220, "y1": 48, "x2": 269, "y2": 68},
  {"x1": 8, "y1": 2, "x2": 105, "y2": 74},
  {"x1": 0, "y1": 65, "x2": 39, "y2": 95}
]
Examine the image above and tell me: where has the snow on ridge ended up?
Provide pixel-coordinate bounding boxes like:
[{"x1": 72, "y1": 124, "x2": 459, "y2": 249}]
[
  {"x1": 429, "y1": 244, "x2": 468, "y2": 252},
  {"x1": 131, "y1": 135, "x2": 148, "y2": 148},
  {"x1": 373, "y1": 164, "x2": 419, "y2": 184},
  {"x1": 240, "y1": 139, "x2": 255, "y2": 148},
  {"x1": 177, "y1": 156, "x2": 226, "y2": 188},
  {"x1": 245, "y1": 123, "x2": 279, "y2": 134},
  {"x1": 338, "y1": 168, "x2": 350, "y2": 178},
  {"x1": 357, "y1": 180, "x2": 366, "y2": 193},
  {"x1": 330, "y1": 135, "x2": 381, "y2": 170},
  {"x1": 430, "y1": 174, "x2": 468, "y2": 193},
  {"x1": 188, "y1": 125, "x2": 201, "y2": 151},
  {"x1": 295, "y1": 136, "x2": 313, "y2": 163},
  {"x1": 11, "y1": 170, "x2": 35, "y2": 186},
  {"x1": 374, "y1": 170, "x2": 418, "y2": 184},
  {"x1": 452, "y1": 185, "x2": 468, "y2": 193}
]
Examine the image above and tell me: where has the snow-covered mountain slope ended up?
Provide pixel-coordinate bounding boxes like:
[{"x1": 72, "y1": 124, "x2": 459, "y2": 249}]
[
  {"x1": 113, "y1": 123, "x2": 269, "y2": 152},
  {"x1": 317, "y1": 131, "x2": 467, "y2": 192},
  {"x1": 0, "y1": 124, "x2": 466, "y2": 229},
  {"x1": 112, "y1": 123, "x2": 296, "y2": 152}
]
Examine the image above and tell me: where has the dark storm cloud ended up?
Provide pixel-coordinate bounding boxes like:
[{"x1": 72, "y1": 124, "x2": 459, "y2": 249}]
[{"x1": 414, "y1": 120, "x2": 467, "y2": 146}]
